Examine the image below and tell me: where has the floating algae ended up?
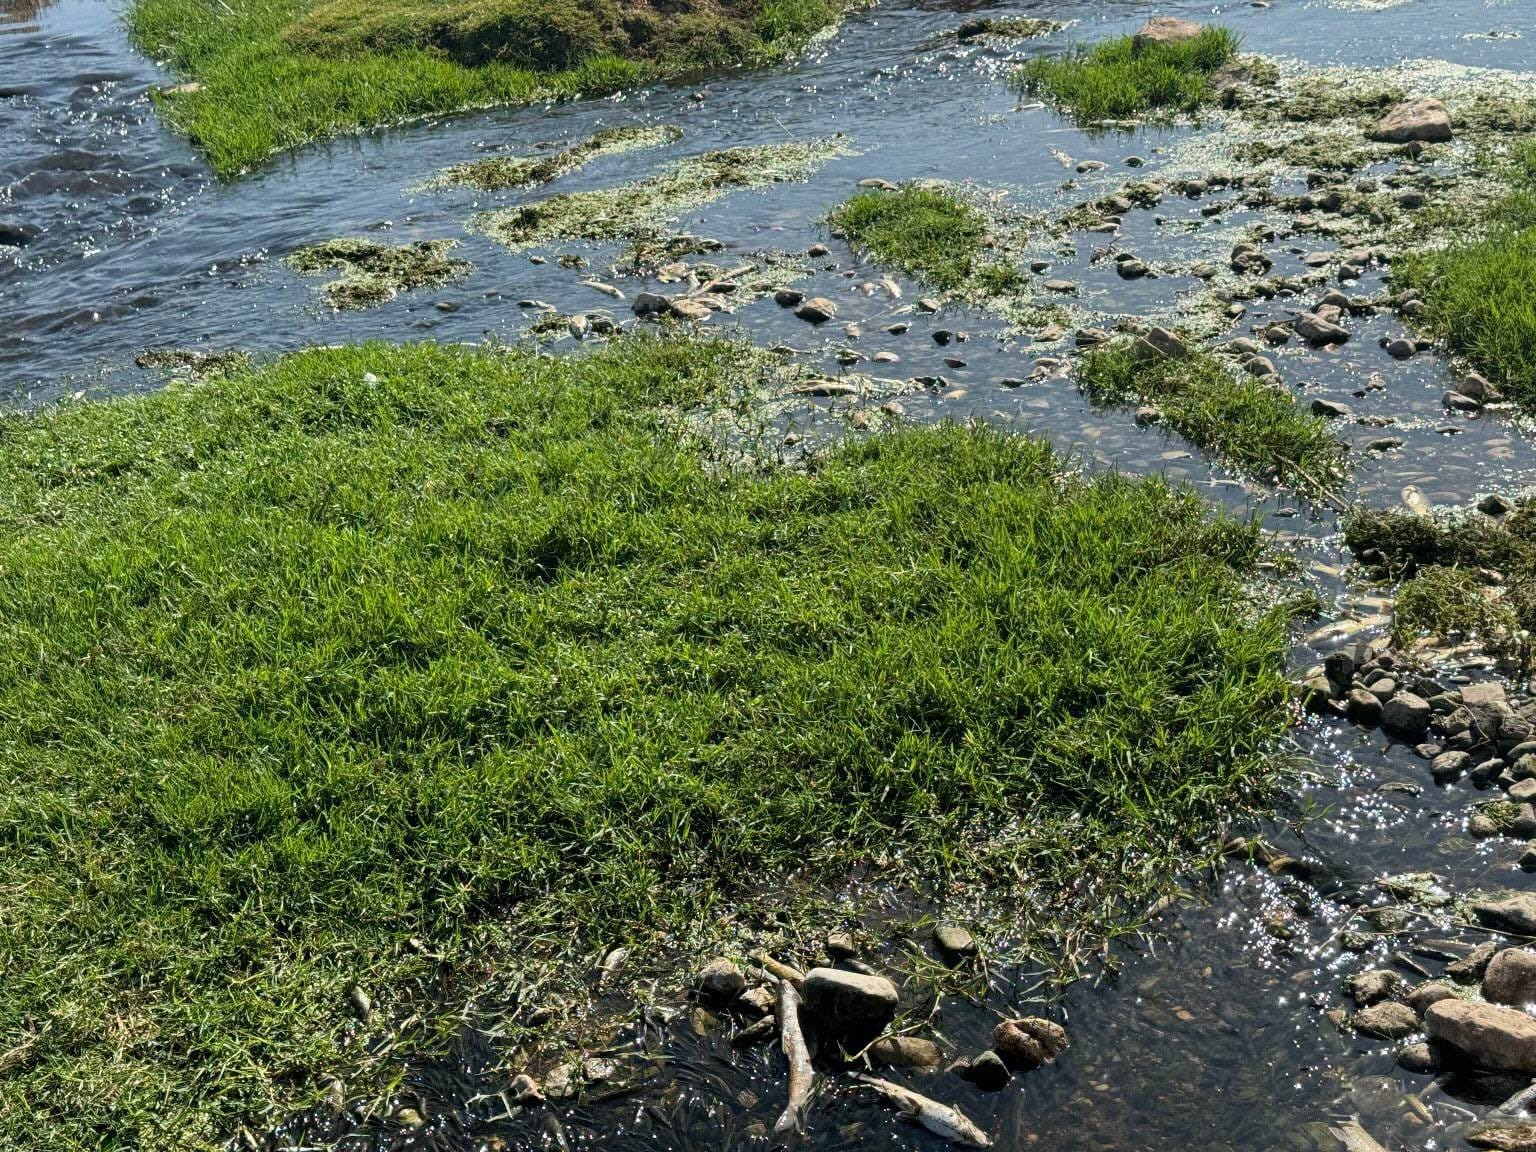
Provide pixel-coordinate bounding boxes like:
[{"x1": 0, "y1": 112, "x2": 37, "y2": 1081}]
[
  {"x1": 428, "y1": 124, "x2": 683, "y2": 191},
  {"x1": 134, "y1": 347, "x2": 252, "y2": 378},
  {"x1": 285, "y1": 238, "x2": 471, "y2": 310},
  {"x1": 470, "y1": 137, "x2": 851, "y2": 252}
]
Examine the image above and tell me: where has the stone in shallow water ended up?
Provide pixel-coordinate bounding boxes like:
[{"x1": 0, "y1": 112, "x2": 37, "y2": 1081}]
[
  {"x1": 1352, "y1": 1001, "x2": 1419, "y2": 1039},
  {"x1": 1426, "y1": 999, "x2": 1536, "y2": 1071}
]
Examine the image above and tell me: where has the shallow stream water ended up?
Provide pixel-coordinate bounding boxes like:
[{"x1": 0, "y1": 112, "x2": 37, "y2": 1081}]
[{"x1": 10, "y1": 1, "x2": 1536, "y2": 1149}]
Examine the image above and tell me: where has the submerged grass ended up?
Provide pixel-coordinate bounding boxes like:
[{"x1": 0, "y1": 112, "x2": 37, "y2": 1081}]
[
  {"x1": 471, "y1": 137, "x2": 848, "y2": 250},
  {"x1": 1012, "y1": 25, "x2": 1239, "y2": 124},
  {"x1": 429, "y1": 123, "x2": 681, "y2": 191},
  {"x1": 1078, "y1": 342, "x2": 1347, "y2": 496},
  {"x1": 128, "y1": 0, "x2": 848, "y2": 176},
  {"x1": 827, "y1": 184, "x2": 1026, "y2": 296},
  {"x1": 285, "y1": 237, "x2": 471, "y2": 309},
  {"x1": 1395, "y1": 141, "x2": 1536, "y2": 411},
  {"x1": 0, "y1": 333, "x2": 1293, "y2": 1149}
]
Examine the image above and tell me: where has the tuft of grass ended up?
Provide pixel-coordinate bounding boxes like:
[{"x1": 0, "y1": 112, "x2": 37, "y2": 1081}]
[
  {"x1": 285, "y1": 237, "x2": 471, "y2": 309},
  {"x1": 471, "y1": 138, "x2": 848, "y2": 250},
  {"x1": 1077, "y1": 342, "x2": 1347, "y2": 497},
  {"x1": 1012, "y1": 25, "x2": 1239, "y2": 124},
  {"x1": 128, "y1": 0, "x2": 848, "y2": 176},
  {"x1": 1395, "y1": 142, "x2": 1536, "y2": 410},
  {"x1": 429, "y1": 123, "x2": 681, "y2": 191},
  {"x1": 827, "y1": 184, "x2": 1026, "y2": 297},
  {"x1": 0, "y1": 333, "x2": 1292, "y2": 1150},
  {"x1": 1393, "y1": 565, "x2": 1517, "y2": 646}
]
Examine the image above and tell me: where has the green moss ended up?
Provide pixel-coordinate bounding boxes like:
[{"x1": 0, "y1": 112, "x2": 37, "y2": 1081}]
[
  {"x1": 285, "y1": 238, "x2": 471, "y2": 309},
  {"x1": 471, "y1": 138, "x2": 848, "y2": 250},
  {"x1": 429, "y1": 123, "x2": 681, "y2": 190},
  {"x1": 1077, "y1": 342, "x2": 1347, "y2": 496},
  {"x1": 1012, "y1": 26, "x2": 1240, "y2": 124},
  {"x1": 827, "y1": 184, "x2": 1024, "y2": 295},
  {"x1": 129, "y1": 0, "x2": 849, "y2": 176},
  {"x1": 0, "y1": 333, "x2": 1293, "y2": 1149}
]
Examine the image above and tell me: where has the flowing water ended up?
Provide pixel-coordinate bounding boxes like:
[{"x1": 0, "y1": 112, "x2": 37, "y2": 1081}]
[{"x1": 9, "y1": 0, "x2": 1536, "y2": 1149}]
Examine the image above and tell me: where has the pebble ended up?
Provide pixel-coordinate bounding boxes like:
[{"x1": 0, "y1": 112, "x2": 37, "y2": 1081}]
[{"x1": 934, "y1": 922, "x2": 977, "y2": 958}]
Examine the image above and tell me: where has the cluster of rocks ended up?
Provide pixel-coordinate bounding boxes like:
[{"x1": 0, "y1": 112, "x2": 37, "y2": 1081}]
[{"x1": 1348, "y1": 941, "x2": 1536, "y2": 1083}]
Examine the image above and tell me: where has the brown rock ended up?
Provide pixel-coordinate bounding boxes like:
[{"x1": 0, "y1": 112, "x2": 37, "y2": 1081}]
[
  {"x1": 1370, "y1": 99, "x2": 1453, "y2": 144},
  {"x1": 867, "y1": 1035, "x2": 943, "y2": 1071},
  {"x1": 1132, "y1": 16, "x2": 1203, "y2": 50},
  {"x1": 1427, "y1": 999, "x2": 1536, "y2": 1071},
  {"x1": 992, "y1": 1017, "x2": 1068, "y2": 1070},
  {"x1": 1353, "y1": 1001, "x2": 1420, "y2": 1039},
  {"x1": 1485, "y1": 948, "x2": 1536, "y2": 1006}
]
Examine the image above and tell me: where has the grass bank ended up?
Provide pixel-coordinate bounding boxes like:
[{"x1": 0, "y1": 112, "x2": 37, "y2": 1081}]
[
  {"x1": 1394, "y1": 141, "x2": 1536, "y2": 411},
  {"x1": 827, "y1": 184, "x2": 1026, "y2": 297},
  {"x1": 1078, "y1": 342, "x2": 1347, "y2": 497},
  {"x1": 128, "y1": 0, "x2": 849, "y2": 176},
  {"x1": 0, "y1": 335, "x2": 1293, "y2": 1148},
  {"x1": 1013, "y1": 25, "x2": 1239, "y2": 124}
]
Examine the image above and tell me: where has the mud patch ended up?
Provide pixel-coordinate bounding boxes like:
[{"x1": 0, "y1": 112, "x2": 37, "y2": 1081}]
[
  {"x1": 470, "y1": 138, "x2": 851, "y2": 252},
  {"x1": 285, "y1": 238, "x2": 472, "y2": 310}
]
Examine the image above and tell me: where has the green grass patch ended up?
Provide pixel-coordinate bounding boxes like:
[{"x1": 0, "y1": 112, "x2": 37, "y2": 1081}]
[
  {"x1": 827, "y1": 184, "x2": 1026, "y2": 296},
  {"x1": 128, "y1": 0, "x2": 849, "y2": 176},
  {"x1": 0, "y1": 333, "x2": 1292, "y2": 1148},
  {"x1": 1012, "y1": 25, "x2": 1239, "y2": 124},
  {"x1": 1078, "y1": 342, "x2": 1347, "y2": 496},
  {"x1": 471, "y1": 138, "x2": 847, "y2": 250},
  {"x1": 1393, "y1": 564, "x2": 1517, "y2": 646},
  {"x1": 1394, "y1": 142, "x2": 1536, "y2": 410},
  {"x1": 285, "y1": 237, "x2": 472, "y2": 309}
]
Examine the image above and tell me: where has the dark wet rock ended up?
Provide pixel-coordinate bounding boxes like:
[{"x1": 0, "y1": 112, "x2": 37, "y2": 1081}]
[
  {"x1": 1446, "y1": 391, "x2": 1482, "y2": 413},
  {"x1": 959, "y1": 1050, "x2": 1012, "y2": 1091},
  {"x1": 1245, "y1": 356, "x2": 1277, "y2": 378},
  {"x1": 1426, "y1": 1000, "x2": 1536, "y2": 1071},
  {"x1": 632, "y1": 292, "x2": 673, "y2": 316},
  {"x1": 825, "y1": 932, "x2": 858, "y2": 959},
  {"x1": 1370, "y1": 99, "x2": 1453, "y2": 144},
  {"x1": 992, "y1": 1017, "x2": 1068, "y2": 1070},
  {"x1": 1116, "y1": 258, "x2": 1150, "y2": 279},
  {"x1": 935, "y1": 923, "x2": 977, "y2": 959},
  {"x1": 1473, "y1": 893, "x2": 1536, "y2": 938},
  {"x1": 1351, "y1": 969, "x2": 1406, "y2": 1006},
  {"x1": 1382, "y1": 693, "x2": 1432, "y2": 739},
  {"x1": 1230, "y1": 244, "x2": 1271, "y2": 275},
  {"x1": 917, "y1": 298, "x2": 941, "y2": 313},
  {"x1": 1438, "y1": 748, "x2": 1480, "y2": 784},
  {"x1": 1385, "y1": 337, "x2": 1417, "y2": 360},
  {"x1": 737, "y1": 985, "x2": 775, "y2": 1016},
  {"x1": 0, "y1": 223, "x2": 35, "y2": 248},
  {"x1": 1484, "y1": 949, "x2": 1536, "y2": 1006},
  {"x1": 795, "y1": 298, "x2": 837, "y2": 324},
  {"x1": 931, "y1": 329, "x2": 953, "y2": 345},
  {"x1": 1312, "y1": 399, "x2": 1351, "y2": 419},
  {"x1": 1406, "y1": 981, "x2": 1458, "y2": 1016},
  {"x1": 807, "y1": 243, "x2": 830, "y2": 258},
  {"x1": 1523, "y1": 844, "x2": 1536, "y2": 872},
  {"x1": 1134, "y1": 405, "x2": 1163, "y2": 426},
  {"x1": 1302, "y1": 675, "x2": 1340, "y2": 715},
  {"x1": 1482, "y1": 494, "x2": 1516, "y2": 516},
  {"x1": 696, "y1": 958, "x2": 746, "y2": 1003},
  {"x1": 868, "y1": 1035, "x2": 943, "y2": 1071},
  {"x1": 800, "y1": 968, "x2": 898, "y2": 1047},
  {"x1": 1459, "y1": 373, "x2": 1500, "y2": 403},
  {"x1": 1353, "y1": 1001, "x2": 1420, "y2": 1039},
  {"x1": 1398, "y1": 1041, "x2": 1439, "y2": 1073},
  {"x1": 1347, "y1": 689, "x2": 1383, "y2": 726},
  {"x1": 1467, "y1": 1123, "x2": 1536, "y2": 1151},
  {"x1": 774, "y1": 288, "x2": 805, "y2": 307}
]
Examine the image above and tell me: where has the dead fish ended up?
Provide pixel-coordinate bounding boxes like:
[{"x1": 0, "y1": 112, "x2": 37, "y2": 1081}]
[
  {"x1": 774, "y1": 982, "x2": 814, "y2": 1135},
  {"x1": 568, "y1": 315, "x2": 589, "y2": 341},
  {"x1": 880, "y1": 276, "x2": 902, "y2": 298},
  {"x1": 1401, "y1": 484, "x2": 1433, "y2": 517},
  {"x1": 1329, "y1": 1117, "x2": 1388, "y2": 1152},
  {"x1": 597, "y1": 945, "x2": 629, "y2": 985},
  {"x1": 855, "y1": 1074, "x2": 991, "y2": 1148},
  {"x1": 1049, "y1": 147, "x2": 1074, "y2": 168},
  {"x1": 580, "y1": 279, "x2": 624, "y2": 300}
]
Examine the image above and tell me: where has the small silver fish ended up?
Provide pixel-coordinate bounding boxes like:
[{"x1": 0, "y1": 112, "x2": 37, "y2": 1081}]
[{"x1": 856, "y1": 1074, "x2": 992, "y2": 1147}]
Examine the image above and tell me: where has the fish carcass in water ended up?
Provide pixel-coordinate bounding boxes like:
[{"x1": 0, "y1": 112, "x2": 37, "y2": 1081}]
[{"x1": 855, "y1": 1074, "x2": 991, "y2": 1148}]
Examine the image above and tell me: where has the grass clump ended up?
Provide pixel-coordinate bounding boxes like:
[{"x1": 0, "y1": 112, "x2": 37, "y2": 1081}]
[
  {"x1": 285, "y1": 237, "x2": 471, "y2": 309},
  {"x1": 1012, "y1": 25, "x2": 1239, "y2": 124},
  {"x1": 1393, "y1": 565, "x2": 1517, "y2": 646},
  {"x1": 0, "y1": 333, "x2": 1292, "y2": 1149},
  {"x1": 1077, "y1": 342, "x2": 1347, "y2": 496},
  {"x1": 828, "y1": 184, "x2": 1025, "y2": 296},
  {"x1": 471, "y1": 137, "x2": 848, "y2": 250},
  {"x1": 955, "y1": 16, "x2": 1059, "y2": 42},
  {"x1": 429, "y1": 123, "x2": 681, "y2": 191},
  {"x1": 1394, "y1": 142, "x2": 1536, "y2": 410},
  {"x1": 129, "y1": 0, "x2": 849, "y2": 176}
]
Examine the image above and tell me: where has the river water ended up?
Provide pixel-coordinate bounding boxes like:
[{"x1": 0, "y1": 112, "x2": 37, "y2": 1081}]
[{"x1": 8, "y1": 0, "x2": 1536, "y2": 1149}]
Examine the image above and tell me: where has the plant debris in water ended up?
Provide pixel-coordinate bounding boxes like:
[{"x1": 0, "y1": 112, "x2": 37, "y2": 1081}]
[
  {"x1": 1076, "y1": 340, "x2": 1347, "y2": 497},
  {"x1": 134, "y1": 347, "x2": 253, "y2": 378},
  {"x1": 429, "y1": 123, "x2": 682, "y2": 190},
  {"x1": 471, "y1": 138, "x2": 849, "y2": 251},
  {"x1": 1012, "y1": 26, "x2": 1242, "y2": 124},
  {"x1": 955, "y1": 16, "x2": 1060, "y2": 43},
  {"x1": 285, "y1": 237, "x2": 471, "y2": 309},
  {"x1": 0, "y1": 333, "x2": 1293, "y2": 1148}
]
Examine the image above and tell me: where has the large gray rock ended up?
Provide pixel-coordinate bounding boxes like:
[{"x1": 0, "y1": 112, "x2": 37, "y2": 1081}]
[
  {"x1": 1382, "y1": 692, "x2": 1432, "y2": 738},
  {"x1": 1133, "y1": 16, "x2": 1203, "y2": 49},
  {"x1": 800, "y1": 968, "x2": 898, "y2": 1048},
  {"x1": 1485, "y1": 949, "x2": 1536, "y2": 1006},
  {"x1": 1370, "y1": 99, "x2": 1453, "y2": 144},
  {"x1": 1472, "y1": 892, "x2": 1536, "y2": 937},
  {"x1": 1426, "y1": 999, "x2": 1536, "y2": 1071}
]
